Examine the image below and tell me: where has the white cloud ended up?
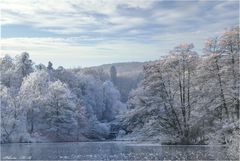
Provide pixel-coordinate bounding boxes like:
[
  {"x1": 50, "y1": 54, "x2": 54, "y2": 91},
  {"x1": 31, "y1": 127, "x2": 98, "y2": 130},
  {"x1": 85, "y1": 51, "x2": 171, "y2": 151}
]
[
  {"x1": 1, "y1": 0, "x2": 238, "y2": 36},
  {"x1": 1, "y1": 0, "x2": 155, "y2": 34},
  {"x1": 1, "y1": 0, "x2": 238, "y2": 67}
]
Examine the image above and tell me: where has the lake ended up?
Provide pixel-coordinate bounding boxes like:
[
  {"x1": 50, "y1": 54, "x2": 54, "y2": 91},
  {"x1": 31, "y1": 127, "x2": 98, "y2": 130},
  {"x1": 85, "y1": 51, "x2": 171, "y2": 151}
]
[{"x1": 1, "y1": 141, "x2": 237, "y2": 160}]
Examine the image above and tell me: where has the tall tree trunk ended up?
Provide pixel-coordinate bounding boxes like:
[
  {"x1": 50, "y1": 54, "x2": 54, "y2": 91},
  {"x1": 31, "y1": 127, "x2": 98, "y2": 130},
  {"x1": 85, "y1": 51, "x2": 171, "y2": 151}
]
[
  {"x1": 230, "y1": 50, "x2": 239, "y2": 119},
  {"x1": 56, "y1": 104, "x2": 59, "y2": 139},
  {"x1": 187, "y1": 67, "x2": 191, "y2": 121},
  {"x1": 182, "y1": 57, "x2": 188, "y2": 141},
  {"x1": 215, "y1": 58, "x2": 229, "y2": 119},
  {"x1": 30, "y1": 108, "x2": 34, "y2": 134}
]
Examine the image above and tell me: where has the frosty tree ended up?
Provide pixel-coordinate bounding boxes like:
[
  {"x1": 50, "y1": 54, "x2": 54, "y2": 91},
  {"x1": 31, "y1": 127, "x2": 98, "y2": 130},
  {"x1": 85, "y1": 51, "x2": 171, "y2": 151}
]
[
  {"x1": 44, "y1": 81, "x2": 78, "y2": 140},
  {"x1": 19, "y1": 70, "x2": 50, "y2": 134}
]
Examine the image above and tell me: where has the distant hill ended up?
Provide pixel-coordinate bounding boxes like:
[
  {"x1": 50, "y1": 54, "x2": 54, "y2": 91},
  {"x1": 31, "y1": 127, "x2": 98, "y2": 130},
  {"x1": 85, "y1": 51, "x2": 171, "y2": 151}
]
[{"x1": 87, "y1": 61, "x2": 147, "y2": 77}]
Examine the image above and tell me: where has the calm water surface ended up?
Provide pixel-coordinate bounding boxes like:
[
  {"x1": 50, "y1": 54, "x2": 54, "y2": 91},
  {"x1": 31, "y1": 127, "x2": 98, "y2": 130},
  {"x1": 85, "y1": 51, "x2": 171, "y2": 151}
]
[{"x1": 1, "y1": 141, "x2": 237, "y2": 160}]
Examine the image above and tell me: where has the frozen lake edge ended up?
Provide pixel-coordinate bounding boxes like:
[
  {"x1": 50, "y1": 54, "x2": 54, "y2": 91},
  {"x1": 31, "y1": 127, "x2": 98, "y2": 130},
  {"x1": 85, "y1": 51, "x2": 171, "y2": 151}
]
[{"x1": 1, "y1": 141, "x2": 238, "y2": 160}]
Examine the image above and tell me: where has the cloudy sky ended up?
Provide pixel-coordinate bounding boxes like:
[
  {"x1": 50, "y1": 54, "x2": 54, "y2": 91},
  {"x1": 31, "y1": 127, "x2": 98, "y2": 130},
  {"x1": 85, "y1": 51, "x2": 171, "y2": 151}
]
[{"x1": 1, "y1": 0, "x2": 239, "y2": 67}]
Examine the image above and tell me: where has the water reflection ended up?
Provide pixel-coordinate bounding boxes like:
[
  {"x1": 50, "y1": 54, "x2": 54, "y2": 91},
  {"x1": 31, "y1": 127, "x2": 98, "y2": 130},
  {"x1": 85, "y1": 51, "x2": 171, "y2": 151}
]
[{"x1": 1, "y1": 142, "x2": 237, "y2": 160}]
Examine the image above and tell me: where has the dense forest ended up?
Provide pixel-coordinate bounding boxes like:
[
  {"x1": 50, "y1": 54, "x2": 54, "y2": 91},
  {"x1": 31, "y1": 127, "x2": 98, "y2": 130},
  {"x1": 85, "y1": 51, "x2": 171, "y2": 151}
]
[
  {"x1": 0, "y1": 26, "x2": 239, "y2": 155},
  {"x1": 0, "y1": 53, "x2": 127, "y2": 142}
]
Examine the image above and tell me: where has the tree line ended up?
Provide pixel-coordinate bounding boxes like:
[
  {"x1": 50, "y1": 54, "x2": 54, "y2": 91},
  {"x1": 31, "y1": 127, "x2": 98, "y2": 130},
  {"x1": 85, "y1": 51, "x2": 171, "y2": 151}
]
[{"x1": 0, "y1": 53, "x2": 126, "y2": 143}]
